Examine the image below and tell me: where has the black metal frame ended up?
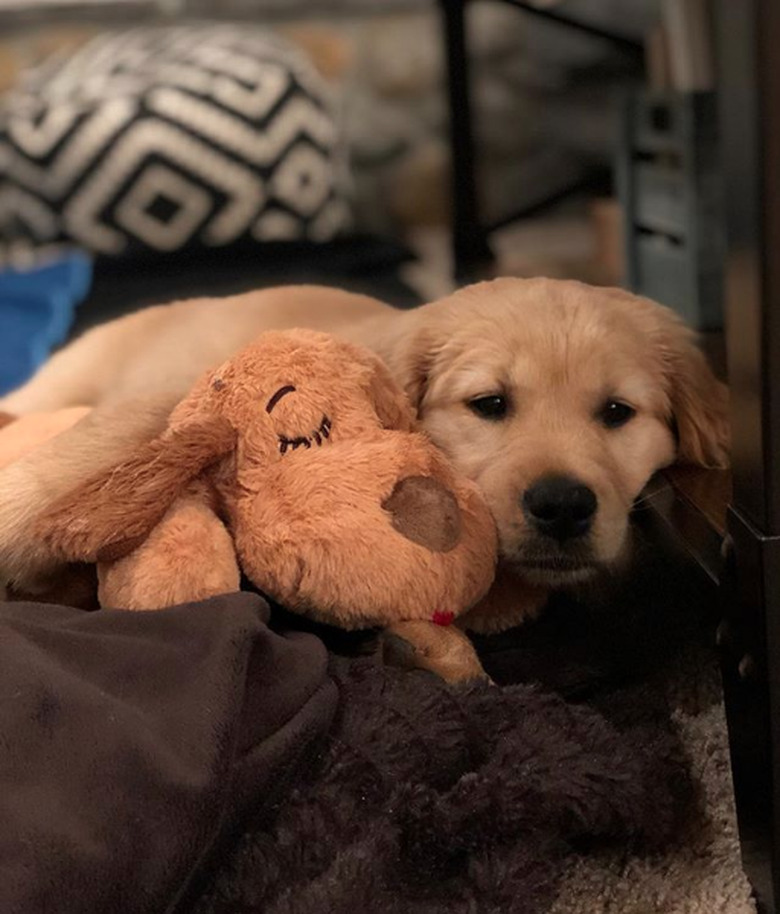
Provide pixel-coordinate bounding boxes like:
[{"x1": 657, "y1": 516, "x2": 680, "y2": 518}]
[
  {"x1": 437, "y1": 0, "x2": 642, "y2": 281},
  {"x1": 439, "y1": 0, "x2": 494, "y2": 282}
]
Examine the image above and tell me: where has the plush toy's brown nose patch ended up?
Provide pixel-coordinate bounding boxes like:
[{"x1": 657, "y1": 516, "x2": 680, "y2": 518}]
[{"x1": 382, "y1": 476, "x2": 461, "y2": 552}]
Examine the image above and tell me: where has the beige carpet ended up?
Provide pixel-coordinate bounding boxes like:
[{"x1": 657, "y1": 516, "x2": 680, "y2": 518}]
[{"x1": 551, "y1": 644, "x2": 756, "y2": 914}]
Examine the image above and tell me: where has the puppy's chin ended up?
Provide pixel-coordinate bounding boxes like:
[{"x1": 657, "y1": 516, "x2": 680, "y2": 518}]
[
  {"x1": 509, "y1": 560, "x2": 600, "y2": 588},
  {"x1": 501, "y1": 536, "x2": 628, "y2": 589}
]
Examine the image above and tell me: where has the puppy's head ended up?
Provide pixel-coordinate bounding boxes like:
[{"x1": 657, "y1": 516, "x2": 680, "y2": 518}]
[{"x1": 387, "y1": 278, "x2": 729, "y2": 587}]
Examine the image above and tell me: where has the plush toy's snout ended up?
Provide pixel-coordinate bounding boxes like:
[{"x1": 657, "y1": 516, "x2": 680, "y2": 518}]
[{"x1": 383, "y1": 476, "x2": 461, "y2": 553}]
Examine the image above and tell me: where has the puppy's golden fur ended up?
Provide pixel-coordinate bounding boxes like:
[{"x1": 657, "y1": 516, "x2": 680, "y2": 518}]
[
  {"x1": 0, "y1": 278, "x2": 729, "y2": 609},
  {"x1": 383, "y1": 281, "x2": 729, "y2": 587}
]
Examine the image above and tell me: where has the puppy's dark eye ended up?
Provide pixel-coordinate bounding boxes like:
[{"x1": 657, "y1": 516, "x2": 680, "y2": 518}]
[
  {"x1": 598, "y1": 399, "x2": 636, "y2": 429},
  {"x1": 468, "y1": 394, "x2": 508, "y2": 420}
]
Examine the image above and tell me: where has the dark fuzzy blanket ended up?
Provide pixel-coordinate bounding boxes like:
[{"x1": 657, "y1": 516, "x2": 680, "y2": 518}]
[
  {"x1": 187, "y1": 659, "x2": 692, "y2": 914},
  {"x1": 1, "y1": 538, "x2": 708, "y2": 914},
  {"x1": 188, "y1": 537, "x2": 710, "y2": 914}
]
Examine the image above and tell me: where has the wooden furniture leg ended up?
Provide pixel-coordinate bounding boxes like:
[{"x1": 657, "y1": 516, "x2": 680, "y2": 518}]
[{"x1": 715, "y1": 2, "x2": 780, "y2": 910}]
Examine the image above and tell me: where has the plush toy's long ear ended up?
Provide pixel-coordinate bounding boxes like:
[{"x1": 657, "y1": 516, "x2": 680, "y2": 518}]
[
  {"x1": 35, "y1": 415, "x2": 236, "y2": 563},
  {"x1": 0, "y1": 395, "x2": 177, "y2": 593}
]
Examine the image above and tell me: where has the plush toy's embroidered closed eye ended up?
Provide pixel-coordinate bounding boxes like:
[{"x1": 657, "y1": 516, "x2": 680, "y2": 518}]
[{"x1": 34, "y1": 330, "x2": 504, "y2": 682}]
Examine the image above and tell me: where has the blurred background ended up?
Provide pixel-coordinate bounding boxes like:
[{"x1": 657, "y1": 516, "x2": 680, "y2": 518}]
[{"x1": 0, "y1": 0, "x2": 720, "y2": 393}]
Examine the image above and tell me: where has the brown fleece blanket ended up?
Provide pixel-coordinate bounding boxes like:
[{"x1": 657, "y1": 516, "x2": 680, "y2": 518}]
[
  {"x1": 0, "y1": 594, "x2": 336, "y2": 914},
  {"x1": 1, "y1": 537, "x2": 705, "y2": 914}
]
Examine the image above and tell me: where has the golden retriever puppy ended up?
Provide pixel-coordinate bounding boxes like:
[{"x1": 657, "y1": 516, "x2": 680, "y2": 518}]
[
  {"x1": 0, "y1": 286, "x2": 394, "y2": 414},
  {"x1": 0, "y1": 278, "x2": 728, "y2": 611},
  {"x1": 381, "y1": 281, "x2": 729, "y2": 588}
]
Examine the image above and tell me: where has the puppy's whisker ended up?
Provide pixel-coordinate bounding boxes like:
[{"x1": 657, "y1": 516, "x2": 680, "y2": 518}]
[{"x1": 631, "y1": 483, "x2": 673, "y2": 511}]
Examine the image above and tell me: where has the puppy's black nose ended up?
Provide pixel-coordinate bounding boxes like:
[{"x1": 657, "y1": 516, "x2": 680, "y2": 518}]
[{"x1": 522, "y1": 475, "x2": 597, "y2": 541}]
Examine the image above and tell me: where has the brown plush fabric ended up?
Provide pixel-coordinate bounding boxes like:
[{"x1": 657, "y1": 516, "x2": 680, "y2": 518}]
[
  {"x1": 37, "y1": 416, "x2": 237, "y2": 563},
  {"x1": 0, "y1": 593, "x2": 336, "y2": 914},
  {"x1": 97, "y1": 488, "x2": 240, "y2": 610},
  {"x1": 7, "y1": 562, "x2": 99, "y2": 610},
  {"x1": 28, "y1": 332, "x2": 503, "y2": 683},
  {"x1": 382, "y1": 475, "x2": 461, "y2": 552},
  {"x1": 32, "y1": 332, "x2": 498, "y2": 631},
  {"x1": 186, "y1": 654, "x2": 693, "y2": 914}
]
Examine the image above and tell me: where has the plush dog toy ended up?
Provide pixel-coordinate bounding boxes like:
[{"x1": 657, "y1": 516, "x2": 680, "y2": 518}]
[{"x1": 27, "y1": 330, "x2": 505, "y2": 682}]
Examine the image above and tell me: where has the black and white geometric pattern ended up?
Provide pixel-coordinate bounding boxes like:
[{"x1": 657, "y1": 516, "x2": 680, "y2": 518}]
[{"x1": 0, "y1": 25, "x2": 352, "y2": 257}]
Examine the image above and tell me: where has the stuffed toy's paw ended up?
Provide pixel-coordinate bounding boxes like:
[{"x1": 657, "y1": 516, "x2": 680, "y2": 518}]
[
  {"x1": 382, "y1": 619, "x2": 492, "y2": 685},
  {"x1": 97, "y1": 486, "x2": 240, "y2": 610}
]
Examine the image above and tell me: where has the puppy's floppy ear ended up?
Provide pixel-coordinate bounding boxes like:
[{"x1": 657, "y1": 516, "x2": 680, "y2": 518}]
[
  {"x1": 669, "y1": 344, "x2": 730, "y2": 468},
  {"x1": 333, "y1": 337, "x2": 417, "y2": 431},
  {"x1": 35, "y1": 413, "x2": 236, "y2": 563},
  {"x1": 365, "y1": 352, "x2": 417, "y2": 431},
  {"x1": 601, "y1": 285, "x2": 730, "y2": 468},
  {"x1": 654, "y1": 309, "x2": 730, "y2": 469},
  {"x1": 378, "y1": 315, "x2": 444, "y2": 414}
]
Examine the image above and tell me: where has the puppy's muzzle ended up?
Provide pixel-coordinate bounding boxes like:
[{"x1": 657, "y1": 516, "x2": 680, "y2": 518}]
[{"x1": 522, "y1": 475, "x2": 597, "y2": 542}]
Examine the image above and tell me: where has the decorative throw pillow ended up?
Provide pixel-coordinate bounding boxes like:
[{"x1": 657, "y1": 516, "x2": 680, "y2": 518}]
[{"x1": 0, "y1": 25, "x2": 352, "y2": 257}]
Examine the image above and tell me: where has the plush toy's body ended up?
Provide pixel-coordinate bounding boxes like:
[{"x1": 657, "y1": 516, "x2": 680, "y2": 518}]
[{"x1": 28, "y1": 331, "x2": 508, "y2": 681}]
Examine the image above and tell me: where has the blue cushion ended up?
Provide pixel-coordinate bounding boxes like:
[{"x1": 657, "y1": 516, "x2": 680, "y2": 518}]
[{"x1": 0, "y1": 253, "x2": 93, "y2": 395}]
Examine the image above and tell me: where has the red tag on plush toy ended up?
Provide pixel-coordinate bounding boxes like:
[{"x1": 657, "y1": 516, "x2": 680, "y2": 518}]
[{"x1": 432, "y1": 611, "x2": 454, "y2": 627}]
